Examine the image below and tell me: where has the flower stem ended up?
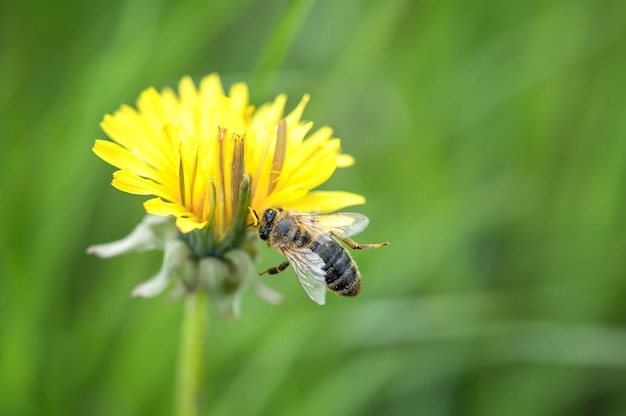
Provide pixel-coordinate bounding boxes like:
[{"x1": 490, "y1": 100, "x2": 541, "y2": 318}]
[{"x1": 175, "y1": 289, "x2": 209, "y2": 416}]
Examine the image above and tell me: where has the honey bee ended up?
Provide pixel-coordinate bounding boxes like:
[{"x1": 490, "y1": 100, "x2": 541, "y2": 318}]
[{"x1": 249, "y1": 208, "x2": 389, "y2": 305}]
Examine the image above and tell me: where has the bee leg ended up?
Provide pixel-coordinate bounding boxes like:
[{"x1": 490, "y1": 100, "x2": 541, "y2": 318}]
[
  {"x1": 331, "y1": 233, "x2": 390, "y2": 250},
  {"x1": 259, "y1": 261, "x2": 290, "y2": 275}
]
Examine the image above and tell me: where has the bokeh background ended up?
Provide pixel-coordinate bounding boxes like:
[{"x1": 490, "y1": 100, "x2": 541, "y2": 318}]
[{"x1": 2, "y1": 0, "x2": 626, "y2": 415}]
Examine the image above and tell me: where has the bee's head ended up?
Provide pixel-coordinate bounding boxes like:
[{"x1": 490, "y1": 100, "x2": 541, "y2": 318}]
[{"x1": 258, "y1": 208, "x2": 282, "y2": 240}]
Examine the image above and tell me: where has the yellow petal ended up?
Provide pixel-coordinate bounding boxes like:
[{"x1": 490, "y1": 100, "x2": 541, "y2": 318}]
[
  {"x1": 100, "y1": 113, "x2": 171, "y2": 172},
  {"x1": 178, "y1": 76, "x2": 198, "y2": 109},
  {"x1": 250, "y1": 94, "x2": 287, "y2": 132},
  {"x1": 284, "y1": 94, "x2": 310, "y2": 128},
  {"x1": 93, "y1": 140, "x2": 158, "y2": 180},
  {"x1": 229, "y1": 82, "x2": 249, "y2": 116},
  {"x1": 112, "y1": 170, "x2": 167, "y2": 197},
  {"x1": 160, "y1": 87, "x2": 181, "y2": 120},
  {"x1": 283, "y1": 126, "x2": 333, "y2": 171},
  {"x1": 144, "y1": 198, "x2": 207, "y2": 233},
  {"x1": 176, "y1": 216, "x2": 208, "y2": 233},
  {"x1": 264, "y1": 184, "x2": 308, "y2": 208},
  {"x1": 283, "y1": 143, "x2": 339, "y2": 190},
  {"x1": 336, "y1": 153, "x2": 355, "y2": 167},
  {"x1": 287, "y1": 121, "x2": 313, "y2": 149},
  {"x1": 144, "y1": 197, "x2": 186, "y2": 217},
  {"x1": 199, "y1": 73, "x2": 224, "y2": 103},
  {"x1": 282, "y1": 191, "x2": 365, "y2": 213},
  {"x1": 136, "y1": 87, "x2": 176, "y2": 137},
  {"x1": 101, "y1": 107, "x2": 158, "y2": 147}
]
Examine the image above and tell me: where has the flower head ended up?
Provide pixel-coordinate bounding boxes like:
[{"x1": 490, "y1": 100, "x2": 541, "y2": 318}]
[
  {"x1": 89, "y1": 74, "x2": 368, "y2": 315},
  {"x1": 94, "y1": 74, "x2": 364, "y2": 243}
]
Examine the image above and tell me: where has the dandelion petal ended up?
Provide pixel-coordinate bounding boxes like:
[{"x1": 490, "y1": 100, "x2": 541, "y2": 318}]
[{"x1": 283, "y1": 191, "x2": 365, "y2": 213}]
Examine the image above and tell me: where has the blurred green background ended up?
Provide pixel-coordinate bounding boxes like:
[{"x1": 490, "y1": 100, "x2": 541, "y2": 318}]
[{"x1": 2, "y1": 0, "x2": 626, "y2": 414}]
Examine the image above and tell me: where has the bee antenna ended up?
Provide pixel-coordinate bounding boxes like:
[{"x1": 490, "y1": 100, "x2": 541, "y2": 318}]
[{"x1": 241, "y1": 207, "x2": 259, "y2": 230}]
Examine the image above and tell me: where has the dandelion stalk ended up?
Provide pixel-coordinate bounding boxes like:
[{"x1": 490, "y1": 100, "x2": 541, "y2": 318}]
[{"x1": 175, "y1": 288, "x2": 209, "y2": 416}]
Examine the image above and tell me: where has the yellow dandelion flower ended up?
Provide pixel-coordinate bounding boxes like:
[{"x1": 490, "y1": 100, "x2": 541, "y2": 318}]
[{"x1": 93, "y1": 74, "x2": 364, "y2": 244}]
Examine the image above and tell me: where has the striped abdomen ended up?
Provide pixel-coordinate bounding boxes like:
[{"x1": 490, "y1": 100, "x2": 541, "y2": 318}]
[{"x1": 309, "y1": 237, "x2": 361, "y2": 297}]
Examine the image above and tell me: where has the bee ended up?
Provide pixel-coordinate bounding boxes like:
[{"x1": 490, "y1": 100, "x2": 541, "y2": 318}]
[{"x1": 249, "y1": 208, "x2": 389, "y2": 305}]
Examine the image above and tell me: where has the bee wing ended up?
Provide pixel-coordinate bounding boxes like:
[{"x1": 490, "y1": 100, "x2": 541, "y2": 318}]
[
  {"x1": 281, "y1": 247, "x2": 327, "y2": 305},
  {"x1": 298, "y1": 212, "x2": 370, "y2": 237}
]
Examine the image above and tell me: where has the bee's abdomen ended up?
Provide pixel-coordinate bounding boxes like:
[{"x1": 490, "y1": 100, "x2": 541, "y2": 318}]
[{"x1": 312, "y1": 239, "x2": 361, "y2": 297}]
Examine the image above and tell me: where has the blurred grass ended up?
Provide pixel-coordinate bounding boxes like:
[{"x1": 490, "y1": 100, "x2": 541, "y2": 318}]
[{"x1": 2, "y1": 0, "x2": 626, "y2": 415}]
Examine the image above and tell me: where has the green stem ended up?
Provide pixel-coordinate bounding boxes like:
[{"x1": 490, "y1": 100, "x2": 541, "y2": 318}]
[{"x1": 175, "y1": 289, "x2": 209, "y2": 416}]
